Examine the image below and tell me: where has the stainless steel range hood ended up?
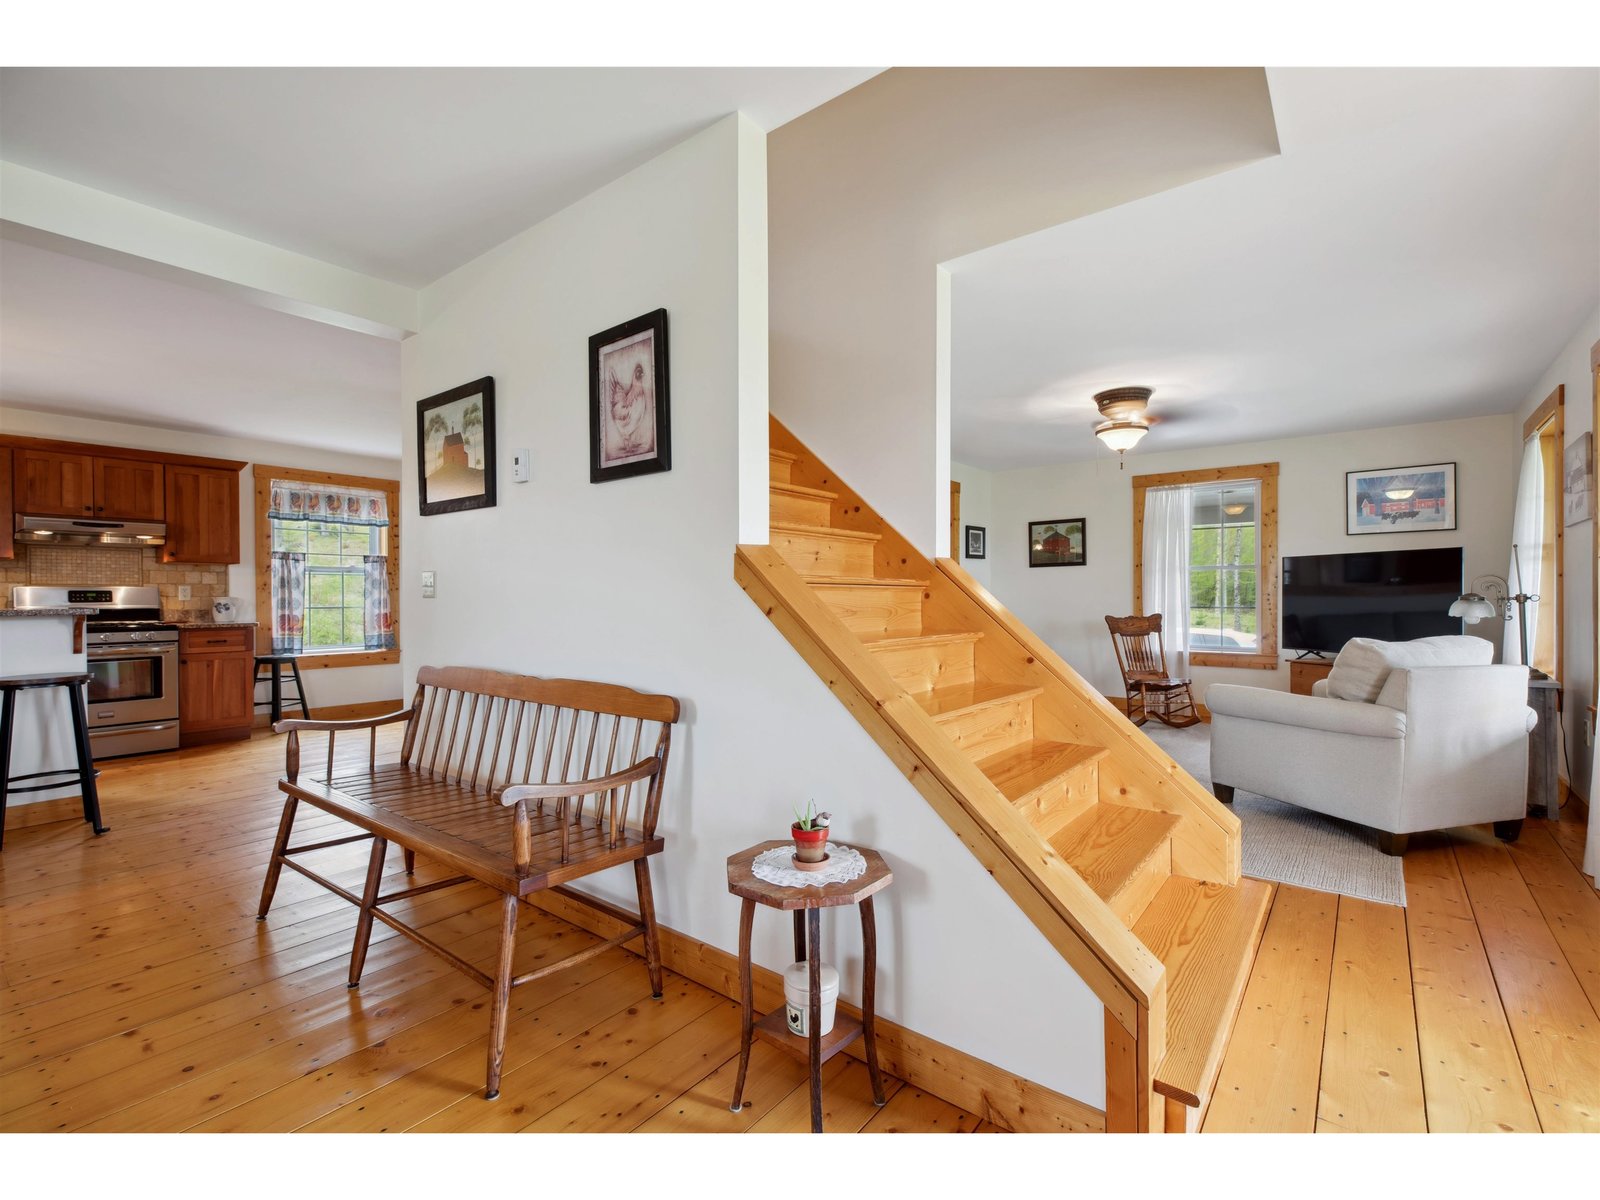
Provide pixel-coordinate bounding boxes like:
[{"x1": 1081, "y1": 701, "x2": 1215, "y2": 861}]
[{"x1": 14, "y1": 515, "x2": 167, "y2": 546}]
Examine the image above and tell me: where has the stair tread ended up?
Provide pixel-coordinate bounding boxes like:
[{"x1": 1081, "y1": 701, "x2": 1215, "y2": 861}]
[
  {"x1": 805, "y1": 575, "x2": 926, "y2": 589},
  {"x1": 770, "y1": 480, "x2": 838, "y2": 501},
  {"x1": 974, "y1": 738, "x2": 1107, "y2": 804},
  {"x1": 1050, "y1": 803, "x2": 1180, "y2": 904},
  {"x1": 913, "y1": 681, "x2": 1044, "y2": 721},
  {"x1": 771, "y1": 522, "x2": 881, "y2": 543},
  {"x1": 859, "y1": 631, "x2": 983, "y2": 649},
  {"x1": 1135, "y1": 874, "x2": 1275, "y2": 1109}
]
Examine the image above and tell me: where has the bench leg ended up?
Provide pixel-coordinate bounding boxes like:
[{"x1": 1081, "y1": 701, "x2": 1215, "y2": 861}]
[
  {"x1": 634, "y1": 856, "x2": 664, "y2": 998},
  {"x1": 484, "y1": 891, "x2": 520, "y2": 1100},
  {"x1": 403, "y1": 847, "x2": 416, "y2": 875},
  {"x1": 347, "y1": 835, "x2": 389, "y2": 988},
  {"x1": 256, "y1": 795, "x2": 300, "y2": 919}
]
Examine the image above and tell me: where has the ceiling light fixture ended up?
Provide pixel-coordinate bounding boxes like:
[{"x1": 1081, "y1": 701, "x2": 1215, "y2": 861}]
[
  {"x1": 1093, "y1": 387, "x2": 1152, "y2": 467},
  {"x1": 1223, "y1": 502, "x2": 1248, "y2": 517}
]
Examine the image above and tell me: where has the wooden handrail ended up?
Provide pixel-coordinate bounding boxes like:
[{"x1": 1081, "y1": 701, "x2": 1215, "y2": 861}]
[{"x1": 736, "y1": 543, "x2": 1164, "y2": 1033}]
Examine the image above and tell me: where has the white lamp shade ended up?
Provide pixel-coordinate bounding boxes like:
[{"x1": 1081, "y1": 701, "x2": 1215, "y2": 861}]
[
  {"x1": 1449, "y1": 593, "x2": 1496, "y2": 624},
  {"x1": 1095, "y1": 420, "x2": 1149, "y2": 453}
]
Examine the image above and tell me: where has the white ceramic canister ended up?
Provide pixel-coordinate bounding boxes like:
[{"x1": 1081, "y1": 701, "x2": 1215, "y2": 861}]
[{"x1": 782, "y1": 960, "x2": 840, "y2": 1037}]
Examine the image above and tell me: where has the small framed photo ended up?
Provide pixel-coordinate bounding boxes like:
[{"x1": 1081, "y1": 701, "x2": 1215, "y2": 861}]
[
  {"x1": 1029, "y1": 518, "x2": 1086, "y2": 567},
  {"x1": 1346, "y1": 462, "x2": 1456, "y2": 535},
  {"x1": 417, "y1": 377, "x2": 496, "y2": 516},
  {"x1": 964, "y1": 524, "x2": 987, "y2": 559},
  {"x1": 590, "y1": 308, "x2": 671, "y2": 483}
]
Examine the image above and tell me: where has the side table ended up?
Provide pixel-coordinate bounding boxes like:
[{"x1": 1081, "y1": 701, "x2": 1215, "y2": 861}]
[
  {"x1": 1527, "y1": 676, "x2": 1562, "y2": 820},
  {"x1": 726, "y1": 840, "x2": 893, "y2": 1133}
]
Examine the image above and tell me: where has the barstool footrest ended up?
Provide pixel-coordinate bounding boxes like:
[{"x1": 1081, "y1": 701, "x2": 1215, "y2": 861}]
[{"x1": 3, "y1": 766, "x2": 102, "y2": 795}]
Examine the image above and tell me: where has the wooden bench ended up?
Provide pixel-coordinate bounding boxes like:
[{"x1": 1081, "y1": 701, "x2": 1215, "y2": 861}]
[{"x1": 255, "y1": 665, "x2": 680, "y2": 1099}]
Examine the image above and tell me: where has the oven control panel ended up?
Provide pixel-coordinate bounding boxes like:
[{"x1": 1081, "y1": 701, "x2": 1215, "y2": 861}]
[{"x1": 68, "y1": 590, "x2": 116, "y2": 604}]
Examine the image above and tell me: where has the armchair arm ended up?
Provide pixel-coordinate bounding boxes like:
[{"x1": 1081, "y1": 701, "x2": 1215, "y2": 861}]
[{"x1": 1206, "y1": 684, "x2": 1406, "y2": 739}]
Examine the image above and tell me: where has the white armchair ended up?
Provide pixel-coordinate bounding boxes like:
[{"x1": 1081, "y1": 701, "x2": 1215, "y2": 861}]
[{"x1": 1207, "y1": 637, "x2": 1535, "y2": 855}]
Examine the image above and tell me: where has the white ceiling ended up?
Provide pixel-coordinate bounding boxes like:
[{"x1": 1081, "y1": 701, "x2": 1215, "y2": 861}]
[
  {"x1": 950, "y1": 68, "x2": 1600, "y2": 471},
  {"x1": 0, "y1": 67, "x2": 881, "y2": 286},
  {"x1": 0, "y1": 239, "x2": 402, "y2": 457}
]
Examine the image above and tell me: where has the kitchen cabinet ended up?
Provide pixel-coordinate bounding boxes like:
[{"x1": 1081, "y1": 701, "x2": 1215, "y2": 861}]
[
  {"x1": 14, "y1": 448, "x2": 165, "y2": 520},
  {"x1": 163, "y1": 465, "x2": 241, "y2": 564},
  {"x1": 1, "y1": 452, "x2": 13, "y2": 560},
  {"x1": 179, "y1": 625, "x2": 256, "y2": 746}
]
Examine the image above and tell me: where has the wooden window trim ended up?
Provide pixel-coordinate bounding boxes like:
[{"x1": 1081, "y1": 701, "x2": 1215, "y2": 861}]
[
  {"x1": 1521, "y1": 386, "x2": 1563, "y2": 684},
  {"x1": 1132, "y1": 462, "x2": 1280, "y2": 670},
  {"x1": 252, "y1": 464, "x2": 401, "y2": 670}
]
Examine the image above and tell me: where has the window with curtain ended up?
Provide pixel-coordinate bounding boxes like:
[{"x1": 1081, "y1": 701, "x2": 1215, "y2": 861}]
[
  {"x1": 1134, "y1": 463, "x2": 1279, "y2": 669},
  {"x1": 268, "y1": 479, "x2": 394, "y2": 654}
]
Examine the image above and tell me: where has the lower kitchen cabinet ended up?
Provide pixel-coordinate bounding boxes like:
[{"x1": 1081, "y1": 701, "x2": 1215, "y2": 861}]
[{"x1": 179, "y1": 625, "x2": 256, "y2": 746}]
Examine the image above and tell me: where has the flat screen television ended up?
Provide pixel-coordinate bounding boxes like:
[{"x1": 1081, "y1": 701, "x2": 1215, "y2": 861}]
[{"x1": 1282, "y1": 546, "x2": 1464, "y2": 655}]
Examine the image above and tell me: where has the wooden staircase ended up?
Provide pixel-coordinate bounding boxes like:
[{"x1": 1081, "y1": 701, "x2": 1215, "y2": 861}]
[{"x1": 738, "y1": 425, "x2": 1273, "y2": 1133}]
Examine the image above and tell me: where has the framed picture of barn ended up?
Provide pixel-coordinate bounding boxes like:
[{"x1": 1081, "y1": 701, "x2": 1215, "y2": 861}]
[
  {"x1": 417, "y1": 377, "x2": 497, "y2": 516},
  {"x1": 1029, "y1": 517, "x2": 1086, "y2": 567},
  {"x1": 1345, "y1": 462, "x2": 1456, "y2": 535}
]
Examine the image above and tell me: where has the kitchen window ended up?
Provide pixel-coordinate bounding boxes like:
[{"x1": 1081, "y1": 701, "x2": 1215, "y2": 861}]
[{"x1": 252, "y1": 465, "x2": 400, "y2": 669}]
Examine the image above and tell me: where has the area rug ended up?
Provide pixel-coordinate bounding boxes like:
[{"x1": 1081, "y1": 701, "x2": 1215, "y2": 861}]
[{"x1": 1141, "y1": 721, "x2": 1406, "y2": 907}]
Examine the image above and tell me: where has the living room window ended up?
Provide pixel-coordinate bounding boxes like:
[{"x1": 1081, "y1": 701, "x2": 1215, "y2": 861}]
[
  {"x1": 1133, "y1": 463, "x2": 1279, "y2": 671},
  {"x1": 251, "y1": 465, "x2": 401, "y2": 669}
]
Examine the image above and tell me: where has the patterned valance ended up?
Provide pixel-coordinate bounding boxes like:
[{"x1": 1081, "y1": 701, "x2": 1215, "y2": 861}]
[{"x1": 268, "y1": 479, "x2": 390, "y2": 527}]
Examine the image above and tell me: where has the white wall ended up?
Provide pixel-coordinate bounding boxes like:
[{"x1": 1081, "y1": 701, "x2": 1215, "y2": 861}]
[
  {"x1": 1512, "y1": 306, "x2": 1599, "y2": 798},
  {"x1": 0, "y1": 404, "x2": 403, "y2": 709},
  {"x1": 979, "y1": 413, "x2": 1517, "y2": 698},
  {"x1": 399, "y1": 114, "x2": 1114, "y2": 1109},
  {"x1": 950, "y1": 460, "x2": 994, "y2": 589}
]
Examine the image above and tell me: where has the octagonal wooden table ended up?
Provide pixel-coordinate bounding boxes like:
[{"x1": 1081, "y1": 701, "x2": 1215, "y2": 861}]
[{"x1": 726, "y1": 839, "x2": 893, "y2": 1133}]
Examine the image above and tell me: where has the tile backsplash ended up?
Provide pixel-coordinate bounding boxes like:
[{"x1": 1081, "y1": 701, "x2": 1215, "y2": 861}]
[{"x1": 0, "y1": 544, "x2": 230, "y2": 621}]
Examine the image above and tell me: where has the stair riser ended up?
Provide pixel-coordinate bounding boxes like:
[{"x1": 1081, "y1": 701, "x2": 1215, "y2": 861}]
[
  {"x1": 814, "y1": 585, "x2": 925, "y2": 639},
  {"x1": 772, "y1": 528, "x2": 874, "y2": 578},
  {"x1": 938, "y1": 696, "x2": 1034, "y2": 760},
  {"x1": 769, "y1": 452, "x2": 794, "y2": 485},
  {"x1": 869, "y1": 639, "x2": 975, "y2": 694},
  {"x1": 771, "y1": 489, "x2": 832, "y2": 526},
  {"x1": 1017, "y1": 761, "x2": 1099, "y2": 841},
  {"x1": 1103, "y1": 838, "x2": 1172, "y2": 928}
]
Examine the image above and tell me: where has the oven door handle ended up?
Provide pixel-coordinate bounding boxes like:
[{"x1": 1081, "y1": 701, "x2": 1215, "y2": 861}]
[{"x1": 89, "y1": 646, "x2": 177, "y2": 659}]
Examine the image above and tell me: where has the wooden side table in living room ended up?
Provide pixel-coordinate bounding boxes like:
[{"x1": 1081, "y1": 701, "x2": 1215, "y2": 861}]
[{"x1": 726, "y1": 840, "x2": 892, "y2": 1133}]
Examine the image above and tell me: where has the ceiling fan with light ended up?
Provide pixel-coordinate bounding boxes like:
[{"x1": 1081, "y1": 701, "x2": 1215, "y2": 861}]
[{"x1": 1092, "y1": 386, "x2": 1155, "y2": 467}]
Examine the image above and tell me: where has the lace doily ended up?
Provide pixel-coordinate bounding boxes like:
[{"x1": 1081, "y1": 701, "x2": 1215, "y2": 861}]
[{"x1": 751, "y1": 843, "x2": 868, "y2": 889}]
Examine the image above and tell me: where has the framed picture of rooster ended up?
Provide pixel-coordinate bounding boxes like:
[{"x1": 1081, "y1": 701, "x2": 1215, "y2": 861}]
[{"x1": 590, "y1": 308, "x2": 671, "y2": 483}]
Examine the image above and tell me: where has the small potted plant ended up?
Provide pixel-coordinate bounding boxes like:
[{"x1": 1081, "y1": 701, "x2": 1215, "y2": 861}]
[{"x1": 791, "y1": 801, "x2": 832, "y2": 867}]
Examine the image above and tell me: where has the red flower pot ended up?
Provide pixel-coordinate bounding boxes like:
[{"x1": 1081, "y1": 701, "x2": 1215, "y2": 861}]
[{"x1": 791, "y1": 822, "x2": 830, "y2": 864}]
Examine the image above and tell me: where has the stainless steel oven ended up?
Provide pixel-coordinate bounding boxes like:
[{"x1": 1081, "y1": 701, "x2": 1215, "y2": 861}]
[{"x1": 11, "y1": 585, "x2": 181, "y2": 758}]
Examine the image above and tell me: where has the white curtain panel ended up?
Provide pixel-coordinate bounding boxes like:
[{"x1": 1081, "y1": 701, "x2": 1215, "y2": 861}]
[
  {"x1": 1505, "y1": 437, "x2": 1543, "y2": 666},
  {"x1": 1143, "y1": 486, "x2": 1191, "y2": 677}
]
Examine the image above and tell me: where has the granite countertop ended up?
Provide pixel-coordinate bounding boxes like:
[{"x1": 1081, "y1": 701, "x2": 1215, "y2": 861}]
[
  {"x1": 172, "y1": 621, "x2": 257, "y2": 629},
  {"x1": 0, "y1": 608, "x2": 100, "y2": 618}
]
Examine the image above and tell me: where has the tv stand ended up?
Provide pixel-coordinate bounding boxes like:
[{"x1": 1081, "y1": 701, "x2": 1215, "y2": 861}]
[{"x1": 1289, "y1": 658, "x2": 1334, "y2": 696}]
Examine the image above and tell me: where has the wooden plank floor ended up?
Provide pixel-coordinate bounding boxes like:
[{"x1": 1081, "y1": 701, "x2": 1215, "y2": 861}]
[
  {"x1": 0, "y1": 728, "x2": 981, "y2": 1133},
  {"x1": 1204, "y1": 808, "x2": 1600, "y2": 1133}
]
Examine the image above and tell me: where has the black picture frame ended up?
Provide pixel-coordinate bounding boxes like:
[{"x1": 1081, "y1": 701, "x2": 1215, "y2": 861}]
[
  {"x1": 1345, "y1": 461, "x2": 1457, "y2": 535},
  {"x1": 1029, "y1": 517, "x2": 1086, "y2": 567},
  {"x1": 416, "y1": 377, "x2": 497, "y2": 517},
  {"x1": 590, "y1": 308, "x2": 671, "y2": 483},
  {"x1": 964, "y1": 524, "x2": 987, "y2": 560}
]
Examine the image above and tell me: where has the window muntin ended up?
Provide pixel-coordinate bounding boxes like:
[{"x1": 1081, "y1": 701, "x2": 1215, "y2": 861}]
[
  {"x1": 1187, "y1": 482, "x2": 1260, "y2": 654},
  {"x1": 270, "y1": 518, "x2": 384, "y2": 652}
]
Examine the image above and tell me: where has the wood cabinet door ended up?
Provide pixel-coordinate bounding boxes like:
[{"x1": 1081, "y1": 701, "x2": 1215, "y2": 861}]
[
  {"x1": 14, "y1": 449, "x2": 95, "y2": 517},
  {"x1": 93, "y1": 457, "x2": 165, "y2": 520},
  {"x1": 164, "y1": 465, "x2": 241, "y2": 563},
  {"x1": 179, "y1": 650, "x2": 255, "y2": 733},
  {"x1": 1, "y1": 451, "x2": 13, "y2": 560}
]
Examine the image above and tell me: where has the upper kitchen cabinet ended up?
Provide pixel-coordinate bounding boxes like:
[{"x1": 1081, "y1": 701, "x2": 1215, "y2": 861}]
[
  {"x1": 163, "y1": 464, "x2": 241, "y2": 564},
  {"x1": 1, "y1": 452, "x2": 13, "y2": 560},
  {"x1": 15, "y1": 448, "x2": 165, "y2": 520}
]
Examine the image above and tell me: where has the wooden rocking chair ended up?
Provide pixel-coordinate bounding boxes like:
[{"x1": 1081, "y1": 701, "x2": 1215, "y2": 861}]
[{"x1": 1104, "y1": 613, "x2": 1201, "y2": 728}]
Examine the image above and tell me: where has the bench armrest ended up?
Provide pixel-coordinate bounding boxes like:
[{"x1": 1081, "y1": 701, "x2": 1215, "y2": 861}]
[
  {"x1": 498, "y1": 756, "x2": 660, "y2": 806},
  {"x1": 274, "y1": 708, "x2": 414, "y2": 734}
]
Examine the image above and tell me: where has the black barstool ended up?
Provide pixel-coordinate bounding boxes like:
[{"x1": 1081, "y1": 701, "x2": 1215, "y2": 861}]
[
  {"x1": 0, "y1": 672, "x2": 109, "y2": 851},
  {"x1": 254, "y1": 654, "x2": 311, "y2": 725}
]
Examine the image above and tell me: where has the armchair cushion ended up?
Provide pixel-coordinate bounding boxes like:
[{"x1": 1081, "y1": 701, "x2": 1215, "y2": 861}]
[
  {"x1": 1325, "y1": 635, "x2": 1494, "y2": 703},
  {"x1": 1206, "y1": 683, "x2": 1407, "y2": 738}
]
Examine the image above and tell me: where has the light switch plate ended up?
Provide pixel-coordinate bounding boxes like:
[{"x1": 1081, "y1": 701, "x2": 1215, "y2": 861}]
[
  {"x1": 421, "y1": 571, "x2": 436, "y2": 598},
  {"x1": 512, "y1": 449, "x2": 531, "y2": 483}
]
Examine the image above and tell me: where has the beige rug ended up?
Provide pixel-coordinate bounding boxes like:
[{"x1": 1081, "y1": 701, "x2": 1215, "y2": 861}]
[{"x1": 1142, "y1": 721, "x2": 1406, "y2": 907}]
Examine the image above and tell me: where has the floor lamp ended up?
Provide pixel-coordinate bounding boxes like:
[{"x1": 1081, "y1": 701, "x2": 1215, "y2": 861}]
[{"x1": 1450, "y1": 544, "x2": 1542, "y2": 676}]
